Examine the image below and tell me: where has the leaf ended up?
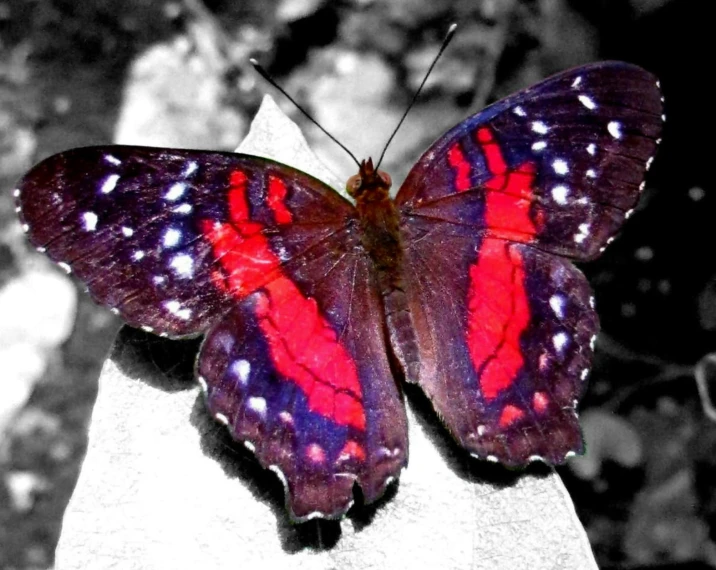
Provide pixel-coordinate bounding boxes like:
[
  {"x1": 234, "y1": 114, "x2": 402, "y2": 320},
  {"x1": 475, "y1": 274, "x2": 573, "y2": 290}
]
[{"x1": 55, "y1": 97, "x2": 598, "y2": 570}]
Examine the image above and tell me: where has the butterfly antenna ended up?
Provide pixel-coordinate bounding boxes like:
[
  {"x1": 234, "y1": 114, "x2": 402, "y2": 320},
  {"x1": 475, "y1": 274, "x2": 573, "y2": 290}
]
[
  {"x1": 375, "y1": 23, "x2": 457, "y2": 170},
  {"x1": 250, "y1": 58, "x2": 362, "y2": 168}
]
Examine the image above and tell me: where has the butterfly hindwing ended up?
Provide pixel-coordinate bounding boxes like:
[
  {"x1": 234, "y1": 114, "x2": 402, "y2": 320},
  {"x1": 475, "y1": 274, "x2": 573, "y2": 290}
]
[
  {"x1": 397, "y1": 216, "x2": 597, "y2": 464},
  {"x1": 396, "y1": 61, "x2": 663, "y2": 260},
  {"x1": 393, "y1": 62, "x2": 662, "y2": 465},
  {"x1": 198, "y1": 248, "x2": 408, "y2": 521}
]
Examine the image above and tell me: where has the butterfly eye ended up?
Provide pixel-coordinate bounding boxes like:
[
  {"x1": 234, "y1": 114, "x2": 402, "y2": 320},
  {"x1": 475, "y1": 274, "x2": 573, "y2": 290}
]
[
  {"x1": 346, "y1": 174, "x2": 362, "y2": 197},
  {"x1": 378, "y1": 170, "x2": 392, "y2": 188}
]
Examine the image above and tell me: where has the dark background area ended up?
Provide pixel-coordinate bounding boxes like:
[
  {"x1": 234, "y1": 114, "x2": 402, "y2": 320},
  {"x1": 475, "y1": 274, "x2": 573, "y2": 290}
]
[{"x1": 1, "y1": 0, "x2": 715, "y2": 568}]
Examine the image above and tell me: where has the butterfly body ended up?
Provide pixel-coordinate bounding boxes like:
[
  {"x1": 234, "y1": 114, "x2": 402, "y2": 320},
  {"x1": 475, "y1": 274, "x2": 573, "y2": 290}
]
[{"x1": 15, "y1": 61, "x2": 663, "y2": 521}]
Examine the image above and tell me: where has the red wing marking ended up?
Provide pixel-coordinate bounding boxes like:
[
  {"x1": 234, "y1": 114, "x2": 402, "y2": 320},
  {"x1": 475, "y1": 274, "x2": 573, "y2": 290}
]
[
  {"x1": 467, "y1": 240, "x2": 531, "y2": 399},
  {"x1": 447, "y1": 143, "x2": 472, "y2": 192},
  {"x1": 466, "y1": 128, "x2": 539, "y2": 400},
  {"x1": 499, "y1": 404, "x2": 525, "y2": 427},
  {"x1": 476, "y1": 127, "x2": 507, "y2": 175},
  {"x1": 202, "y1": 168, "x2": 365, "y2": 431},
  {"x1": 267, "y1": 175, "x2": 293, "y2": 224},
  {"x1": 209, "y1": 268, "x2": 229, "y2": 295},
  {"x1": 338, "y1": 440, "x2": 367, "y2": 462},
  {"x1": 306, "y1": 443, "x2": 327, "y2": 463},
  {"x1": 533, "y1": 391, "x2": 549, "y2": 414},
  {"x1": 227, "y1": 170, "x2": 256, "y2": 227},
  {"x1": 200, "y1": 219, "x2": 276, "y2": 297},
  {"x1": 478, "y1": 127, "x2": 539, "y2": 241},
  {"x1": 255, "y1": 277, "x2": 366, "y2": 431}
]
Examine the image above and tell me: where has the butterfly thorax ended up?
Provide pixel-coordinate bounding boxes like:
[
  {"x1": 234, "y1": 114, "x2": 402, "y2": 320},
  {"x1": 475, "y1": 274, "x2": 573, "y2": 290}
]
[
  {"x1": 347, "y1": 158, "x2": 421, "y2": 381},
  {"x1": 348, "y1": 158, "x2": 401, "y2": 275}
]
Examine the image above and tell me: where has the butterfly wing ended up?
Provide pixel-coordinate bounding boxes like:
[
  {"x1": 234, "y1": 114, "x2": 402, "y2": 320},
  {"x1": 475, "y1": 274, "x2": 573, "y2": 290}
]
[
  {"x1": 16, "y1": 147, "x2": 407, "y2": 519},
  {"x1": 198, "y1": 250, "x2": 407, "y2": 521},
  {"x1": 397, "y1": 61, "x2": 663, "y2": 260},
  {"x1": 393, "y1": 62, "x2": 663, "y2": 465},
  {"x1": 17, "y1": 147, "x2": 352, "y2": 336}
]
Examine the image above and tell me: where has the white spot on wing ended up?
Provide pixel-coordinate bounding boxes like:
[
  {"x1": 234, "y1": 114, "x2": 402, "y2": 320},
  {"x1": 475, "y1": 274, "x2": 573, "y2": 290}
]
[
  {"x1": 581, "y1": 368, "x2": 590, "y2": 380},
  {"x1": 231, "y1": 359, "x2": 251, "y2": 385},
  {"x1": 163, "y1": 228, "x2": 181, "y2": 247},
  {"x1": 531, "y1": 141, "x2": 547, "y2": 151},
  {"x1": 551, "y1": 184, "x2": 569, "y2": 205},
  {"x1": 170, "y1": 253, "x2": 193, "y2": 278},
  {"x1": 132, "y1": 250, "x2": 145, "y2": 261},
  {"x1": 513, "y1": 106, "x2": 527, "y2": 117},
  {"x1": 586, "y1": 169, "x2": 596, "y2": 179},
  {"x1": 173, "y1": 203, "x2": 192, "y2": 214},
  {"x1": 164, "y1": 299, "x2": 191, "y2": 320},
  {"x1": 121, "y1": 226, "x2": 134, "y2": 237},
  {"x1": 607, "y1": 121, "x2": 623, "y2": 139},
  {"x1": 248, "y1": 396, "x2": 267, "y2": 418},
  {"x1": 58, "y1": 262, "x2": 71, "y2": 273},
  {"x1": 549, "y1": 295, "x2": 566, "y2": 318},
  {"x1": 552, "y1": 159, "x2": 569, "y2": 175},
  {"x1": 100, "y1": 174, "x2": 120, "y2": 194},
  {"x1": 574, "y1": 223, "x2": 590, "y2": 244},
  {"x1": 531, "y1": 121, "x2": 549, "y2": 134},
  {"x1": 183, "y1": 161, "x2": 198, "y2": 177},
  {"x1": 578, "y1": 95, "x2": 597, "y2": 110},
  {"x1": 552, "y1": 332, "x2": 569, "y2": 353},
  {"x1": 165, "y1": 182, "x2": 186, "y2": 201},
  {"x1": 82, "y1": 211, "x2": 98, "y2": 231},
  {"x1": 215, "y1": 413, "x2": 229, "y2": 426},
  {"x1": 587, "y1": 143, "x2": 596, "y2": 156},
  {"x1": 104, "y1": 154, "x2": 121, "y2": 165},
  {"x1": 13, "y1": 188, "x2": 20, "y2": 197},
  {"x1": 572, "y1": 76, "x2": 582, "y2": 88}
]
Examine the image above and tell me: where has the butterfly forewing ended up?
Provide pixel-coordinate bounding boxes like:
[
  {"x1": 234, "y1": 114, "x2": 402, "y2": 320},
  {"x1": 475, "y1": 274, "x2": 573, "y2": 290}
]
[
  {"x1": 397, "y1": 61, "x2": 663, "y2": 260},
  {"x1": 16, "y1": 147, "x2": 352, "y2": 336},
  {"x1": 392, "y1": 62, "x2": 662, "y2": 465}
]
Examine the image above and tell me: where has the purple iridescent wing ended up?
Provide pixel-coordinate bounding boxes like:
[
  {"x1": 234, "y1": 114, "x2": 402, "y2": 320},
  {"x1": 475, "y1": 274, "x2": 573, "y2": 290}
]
[
  {"x1": 16, "y1": 147, "x2": 407, "y2": 520},
  {"x1": 391, "y1": 62, "x2": 663, "y2": 465}
]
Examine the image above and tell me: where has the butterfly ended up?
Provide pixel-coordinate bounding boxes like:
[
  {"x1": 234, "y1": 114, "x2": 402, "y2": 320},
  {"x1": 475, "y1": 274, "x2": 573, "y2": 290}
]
[{"x1": 15, "y1": 61, "x2": 663, "y2": 522}]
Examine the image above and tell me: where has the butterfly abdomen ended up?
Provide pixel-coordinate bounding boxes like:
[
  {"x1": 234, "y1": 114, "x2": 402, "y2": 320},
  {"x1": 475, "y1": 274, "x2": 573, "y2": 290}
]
[{"x1": 355, "y1": 192, "x2": 421, "y2": 383}]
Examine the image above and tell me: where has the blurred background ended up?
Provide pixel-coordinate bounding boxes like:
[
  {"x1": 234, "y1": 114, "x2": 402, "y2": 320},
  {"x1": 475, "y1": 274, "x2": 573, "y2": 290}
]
[{"x1": 0, "y1": 0, "x2": 714, "y2": 568}]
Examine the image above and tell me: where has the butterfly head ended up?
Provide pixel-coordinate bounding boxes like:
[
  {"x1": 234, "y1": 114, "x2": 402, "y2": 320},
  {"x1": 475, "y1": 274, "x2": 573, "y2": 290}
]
[{"x1": 346, "y1": 158, "x2": 392, "y2": 201}]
